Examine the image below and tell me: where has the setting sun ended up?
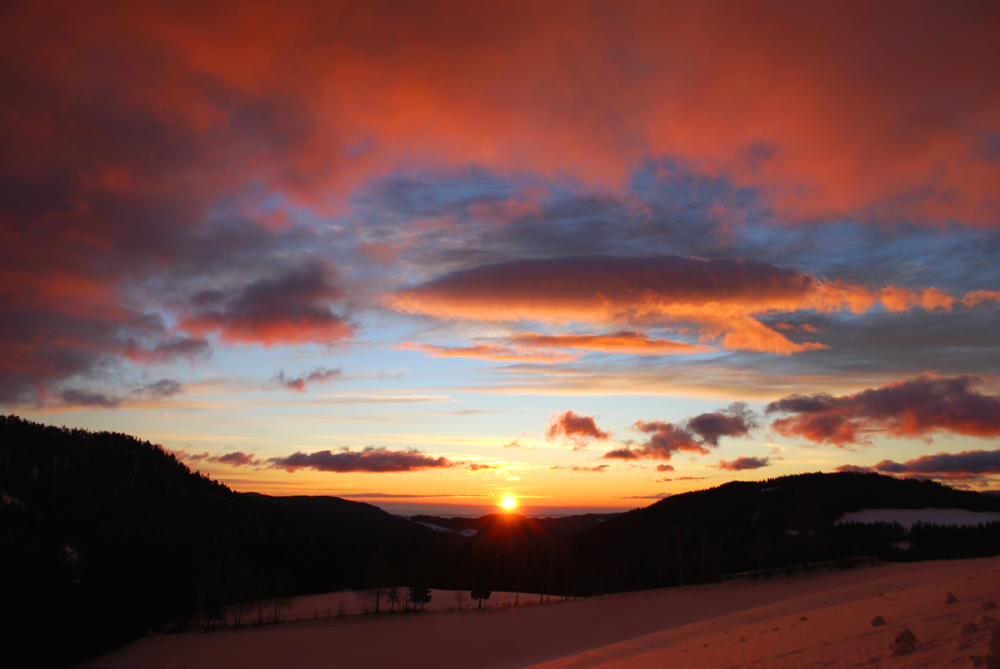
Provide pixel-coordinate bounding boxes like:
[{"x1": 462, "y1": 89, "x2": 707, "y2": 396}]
[{"x1": 501, "y1": 496, "x2": 517, "y2": 510}]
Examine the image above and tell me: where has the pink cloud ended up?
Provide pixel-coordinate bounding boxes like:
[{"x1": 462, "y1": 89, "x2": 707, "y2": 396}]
[
  {"x1": 767, "y1": 374, "x2": 1000, "y2": 447},
  {"x1": 546, "y1": 410, "x2": 612, "y2": 447}
]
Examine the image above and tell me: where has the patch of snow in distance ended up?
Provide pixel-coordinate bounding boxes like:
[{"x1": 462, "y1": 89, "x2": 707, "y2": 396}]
[{"x1": 836, "y1": 508, "x2": 1000, "y2": 530}]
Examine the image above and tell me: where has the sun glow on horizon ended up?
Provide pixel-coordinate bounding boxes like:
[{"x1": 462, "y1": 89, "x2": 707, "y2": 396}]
[{"x1": 501, "y1": 496, "x2": 517, "y2": 510}]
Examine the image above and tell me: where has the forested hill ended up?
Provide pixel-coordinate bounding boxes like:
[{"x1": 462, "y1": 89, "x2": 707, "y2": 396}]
[
  {"x1": 0, "y1": 415, "x2": 438, "y2": 667},
  {"x1": 630, "y1": 471, "x2": 1000, "y2": 537},
  {"x1": 567, "y1": 472, "x2": 1000, "y2": 593}
]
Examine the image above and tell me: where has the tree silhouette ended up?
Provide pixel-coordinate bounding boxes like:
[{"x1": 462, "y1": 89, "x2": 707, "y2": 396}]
[
  {"x1": 470, "y1": 585, "x2": 491, "y2": 609},
  {"x1": 355, "y1": 588, "x2": 380, "y2": 614},
  {"x1": 408, "y1": 584, "x2": 431, "y2": 610}
]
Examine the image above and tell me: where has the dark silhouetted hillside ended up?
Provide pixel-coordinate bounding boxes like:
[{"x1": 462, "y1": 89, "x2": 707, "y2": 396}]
[
  {"x1": 0, "y1": 416, "x2": 436, "y2": 666},
  {"x1": 564, "y1": 472, "x2": 1000, "y2": 595}
]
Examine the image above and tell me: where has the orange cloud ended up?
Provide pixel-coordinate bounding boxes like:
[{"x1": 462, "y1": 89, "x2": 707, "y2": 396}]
[
  {"x1": 397, "y1": 342, "x2": 579, "y2": 363},
  {"x1": 962, "y1": 290, "x2": 1000, "y2": 307},
  {"x1": 389, "y1": 256, "x2": 955, "y2": 354},
  {"x1": 509, "y1": 331, "x2": 713, "y2": 355},
  {"x1": 878, "y1": 286, "x2": 955, "y2": 313},
  {"x1": 773, "y1": 322, "x2": 819, "y2": 333}
]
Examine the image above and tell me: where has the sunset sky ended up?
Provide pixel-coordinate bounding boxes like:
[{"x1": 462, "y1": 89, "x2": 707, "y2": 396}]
[{"x1": 3, "y1": 1, "x2": 1000, "y2": 515}]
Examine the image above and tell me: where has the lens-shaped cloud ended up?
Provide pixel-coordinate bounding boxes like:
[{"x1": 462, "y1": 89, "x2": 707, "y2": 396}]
[{"x1": 388, "y1": 255, "x2": 955, "y2": 355}]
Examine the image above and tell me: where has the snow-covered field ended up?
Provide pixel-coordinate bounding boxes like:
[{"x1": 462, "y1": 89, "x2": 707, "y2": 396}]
[
  {"x1": 836, "y1": 508, "x2": 1000, "y2": 529},
  {"x1": 84, "y1": 556, "x2": 1000, "y2": 668},
  {"x1": 247, "y1": 588, "x2": 561, "y2": 625}
]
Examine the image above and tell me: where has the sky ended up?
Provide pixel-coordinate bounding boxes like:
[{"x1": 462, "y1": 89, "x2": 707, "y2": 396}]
[{"x1": 3, "y1": 0, "x2": 1000, "y2": 516}]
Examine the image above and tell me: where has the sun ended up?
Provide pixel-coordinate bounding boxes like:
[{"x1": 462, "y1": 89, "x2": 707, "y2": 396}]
[{"x1": 500, "y1": 496, "x2": 517, "y2": 510}]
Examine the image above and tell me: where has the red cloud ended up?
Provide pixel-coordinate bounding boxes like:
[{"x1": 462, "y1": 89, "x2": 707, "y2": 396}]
[
  {"x1": 7, "y1": 1, "x2": 993, "y2": 225},
  {"x1": 268, "y1": 447, "x2": 453, "y2": 473},
  {"x1": 717, "y1": 456, "x2": 771, "y2": 471},
  {"x1": 546, "y1": 410, "x2": 612, "y2": 446},
  {"x1": 767, "y1": 374, "x2": 1000, "y2": 447},
  {"x1": 388, "y1": 255, "x2": 952, "y2": 355},
  {"x1": 3, "y1": 0, "x2": 999, "y2": 405}
]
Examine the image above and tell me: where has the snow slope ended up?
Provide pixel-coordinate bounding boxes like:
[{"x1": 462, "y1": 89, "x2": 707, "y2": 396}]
[{"x1": 85, "y1": 557, "x2": 1000, "y2": 669}]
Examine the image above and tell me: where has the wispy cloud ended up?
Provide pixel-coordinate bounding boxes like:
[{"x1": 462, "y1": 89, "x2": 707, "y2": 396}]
[
  {"x1": 272, "y1": 366, "x2": 343, "y2": 392},
  {"x1": 620, "y1": 493, "x2": 671, "y2": 500},
  {"x1": 398, "y1": 342, "x2": 578, "y2": 363},
  {"x1": 549, "y1": 464, "x2": 609, "y2": 473}
]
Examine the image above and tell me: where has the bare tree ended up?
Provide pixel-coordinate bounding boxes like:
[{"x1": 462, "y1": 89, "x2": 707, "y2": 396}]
[
  {"x1": 355, "y1": 588, "x2": 381, "y2": 614},
  {"x1": 453, "y1": 590, "x2": 466, "y2": 610},
  {"x1": 387, "y1": 586, "x2": 401, "y2": 612}
]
